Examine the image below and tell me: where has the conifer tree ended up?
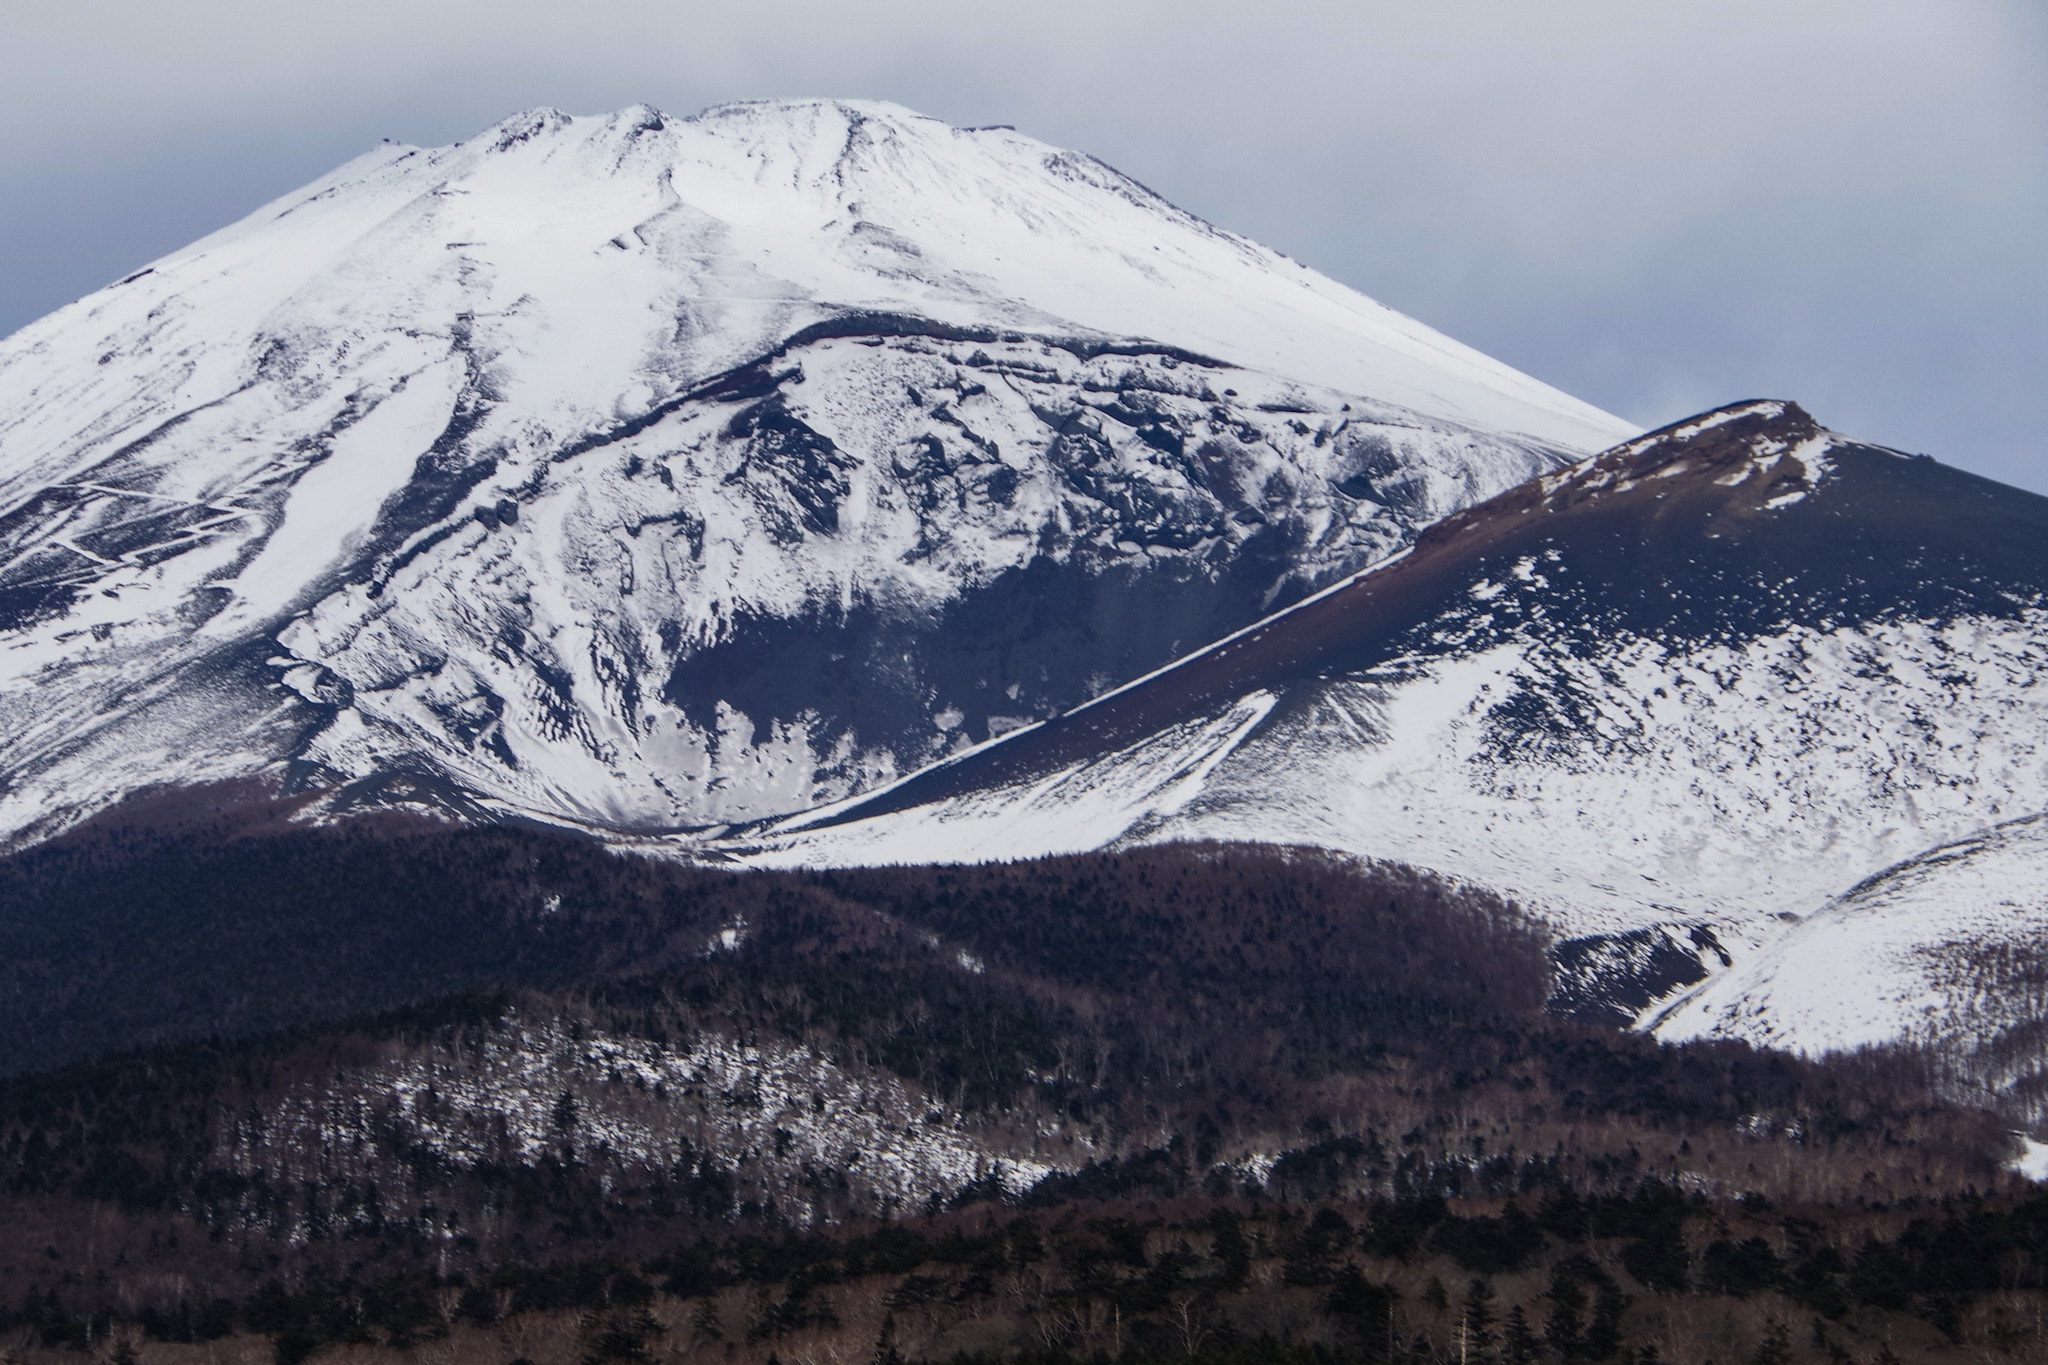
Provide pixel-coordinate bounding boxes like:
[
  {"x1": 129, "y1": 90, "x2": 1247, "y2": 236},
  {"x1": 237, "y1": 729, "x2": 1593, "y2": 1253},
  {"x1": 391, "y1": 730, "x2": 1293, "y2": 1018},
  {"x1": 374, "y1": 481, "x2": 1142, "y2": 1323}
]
[
  {"x1": 1460, "y1": 1279, "x2": 1499, "y2": 1365},
  {"x1": 1544, "y1": 1274, "x2": 1588, "y2": 1363},
  {"x1": 873, "y1": 1313, "x2": 906, "y2": 1365},
  {"x1": 1585, "y1": 1285, "x2": 1629, "y2": 1362},
  {"x1": 1503, "y1": 1305, "x2": 1542, "y2": 1365}
]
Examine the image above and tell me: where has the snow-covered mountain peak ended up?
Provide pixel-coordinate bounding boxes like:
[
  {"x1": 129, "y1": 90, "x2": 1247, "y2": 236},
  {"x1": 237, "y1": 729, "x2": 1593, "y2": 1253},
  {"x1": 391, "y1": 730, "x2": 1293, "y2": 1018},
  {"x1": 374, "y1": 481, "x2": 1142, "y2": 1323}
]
[
  {"x1": 12, "y1": 98, "x2": 1628, "y2": 453},
  {"x1": 0, "y1": 100, "x2": 1634, "y2": 845}
]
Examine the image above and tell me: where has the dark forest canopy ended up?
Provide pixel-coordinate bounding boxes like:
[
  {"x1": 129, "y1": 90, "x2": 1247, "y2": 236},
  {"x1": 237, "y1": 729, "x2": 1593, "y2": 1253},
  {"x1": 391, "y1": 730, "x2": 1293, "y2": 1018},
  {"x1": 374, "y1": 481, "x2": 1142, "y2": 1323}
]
[{"x1": 0, "y1": 791, "x2": 1548, "y2": 1075}]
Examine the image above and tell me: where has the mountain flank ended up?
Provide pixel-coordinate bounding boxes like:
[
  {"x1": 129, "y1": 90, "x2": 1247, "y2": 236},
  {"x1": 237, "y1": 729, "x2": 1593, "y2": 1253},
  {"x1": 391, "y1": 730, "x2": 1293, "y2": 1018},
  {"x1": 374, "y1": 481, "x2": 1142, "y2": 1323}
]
[{"x1": 738, "y1": 401, "x2": 2048, "y2": 1112}]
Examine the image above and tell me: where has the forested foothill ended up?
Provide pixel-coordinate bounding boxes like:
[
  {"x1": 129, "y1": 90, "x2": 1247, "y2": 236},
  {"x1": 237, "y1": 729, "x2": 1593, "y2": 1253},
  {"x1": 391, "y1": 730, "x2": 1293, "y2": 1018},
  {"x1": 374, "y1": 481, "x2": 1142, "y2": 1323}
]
[{"x1": 0, "y1": 789, "x2": 2039, "y2": 1365}]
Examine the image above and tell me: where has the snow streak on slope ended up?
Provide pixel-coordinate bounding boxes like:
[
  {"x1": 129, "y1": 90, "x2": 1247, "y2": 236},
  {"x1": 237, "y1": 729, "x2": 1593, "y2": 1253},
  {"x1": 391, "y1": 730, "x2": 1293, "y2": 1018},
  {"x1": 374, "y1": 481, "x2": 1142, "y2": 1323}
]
[
  {"x1": 0, "y1": 100, "x2": 1626, "y2": 843},
  {"x1": 744, "y1": 690, "x2": 1281, "y2": 869}
]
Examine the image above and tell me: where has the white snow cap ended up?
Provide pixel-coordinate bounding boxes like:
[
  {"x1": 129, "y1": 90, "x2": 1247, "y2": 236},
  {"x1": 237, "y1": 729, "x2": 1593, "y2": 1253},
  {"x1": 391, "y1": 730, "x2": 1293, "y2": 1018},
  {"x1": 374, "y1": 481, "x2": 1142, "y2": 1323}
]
[{"x1": 6, "y1": 98, "x2": 1632, "y2": 462}]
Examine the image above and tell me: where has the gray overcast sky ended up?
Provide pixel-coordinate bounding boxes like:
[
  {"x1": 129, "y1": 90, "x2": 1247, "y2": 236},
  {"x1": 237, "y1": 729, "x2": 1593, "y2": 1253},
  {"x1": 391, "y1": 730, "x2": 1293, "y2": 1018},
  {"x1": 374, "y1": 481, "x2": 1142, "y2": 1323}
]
[{"x1": 3, "y1": 1, "x2": 2043, "y2": 489}]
